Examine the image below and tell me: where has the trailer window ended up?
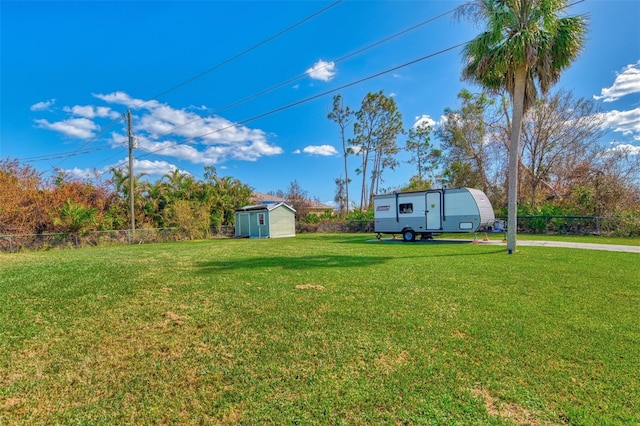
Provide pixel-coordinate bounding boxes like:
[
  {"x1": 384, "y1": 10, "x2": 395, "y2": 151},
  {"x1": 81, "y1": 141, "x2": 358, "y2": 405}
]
[
  {"x1": 399, "y1": 203, "x2": 413, "y2": 214},
  {"x1": 258, "y1": 213, "x2": 265, "y2": 225}
]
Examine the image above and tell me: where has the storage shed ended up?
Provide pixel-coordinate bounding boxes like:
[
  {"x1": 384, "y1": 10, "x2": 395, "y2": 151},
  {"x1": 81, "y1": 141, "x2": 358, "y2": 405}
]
[{"x1": 234, "y1": 202, "x2": 296, "y2": 238}]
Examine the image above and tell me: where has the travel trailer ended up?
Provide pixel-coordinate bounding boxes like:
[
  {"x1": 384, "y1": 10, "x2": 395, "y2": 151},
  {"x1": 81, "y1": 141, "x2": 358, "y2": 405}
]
[{"x1": 373, "y1": 187, "x2": 495, "y2": 241}]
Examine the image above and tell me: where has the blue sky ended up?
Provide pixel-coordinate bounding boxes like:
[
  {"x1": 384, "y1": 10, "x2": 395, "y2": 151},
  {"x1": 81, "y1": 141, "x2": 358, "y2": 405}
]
[{"x1": 1, "y1": 0, "x2": 639, "y2": 206}]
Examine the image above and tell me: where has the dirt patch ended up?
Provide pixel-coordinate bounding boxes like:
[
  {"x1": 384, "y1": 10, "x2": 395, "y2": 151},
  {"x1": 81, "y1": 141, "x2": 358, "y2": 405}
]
[
  {"x1": 1, "y1": 397, "x2": 23, "y2": 410},
  {"x1": 221, "y1": 404, "x2": 244, "y2": 424},
  {"x1": 375, "y1": 350, "x2": 409, "y2": 374},
  {"x1": 471, "y1": 384, "x2": 540, "y2": 425},
  {"x1": 160, "y1": 311, "x2": 187, "y2": 326},
  {"x1": 451, "y1": 329, "x2": 469, "y2": 339},
  {"x1": 295, "y1": 284, "x2": 325, "y2": 291}
]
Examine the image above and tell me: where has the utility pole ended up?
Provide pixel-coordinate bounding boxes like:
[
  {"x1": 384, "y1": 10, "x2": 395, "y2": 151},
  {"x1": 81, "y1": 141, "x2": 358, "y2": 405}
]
[{"x1": 127, "y1": 109, "x2": 135, "y2": 233}]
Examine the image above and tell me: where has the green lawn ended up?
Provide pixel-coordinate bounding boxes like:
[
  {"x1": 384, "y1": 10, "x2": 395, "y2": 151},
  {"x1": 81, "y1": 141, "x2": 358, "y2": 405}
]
[{"x1": 1, "y1": 234, "x2": 638, "y2": 425}]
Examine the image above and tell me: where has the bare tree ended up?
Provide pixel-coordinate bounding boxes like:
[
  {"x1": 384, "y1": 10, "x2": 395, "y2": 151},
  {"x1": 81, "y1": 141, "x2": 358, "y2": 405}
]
[
  {"x1": 517, "y1": 89, "x2": 605, "y2": 208},
  {"x1": 351, "y1": 91, "x2": 403, "y2": 210},
  {"x1": 406, "y1": 117, "x2": 441, "y2": 188},
  {"x1": 328, "y1": 94, "x2": 353, "y2": 214},
  {"x1": 285, "y1": 180, "x2": 310, "y2": 220},
  {"x1": 436, "y1": 89, "x2": 501, "y2": 197}
]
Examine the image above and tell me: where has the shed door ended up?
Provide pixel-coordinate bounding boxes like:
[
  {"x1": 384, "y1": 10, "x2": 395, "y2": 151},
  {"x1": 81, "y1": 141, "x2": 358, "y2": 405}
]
[
  {"x1": 426, "y1": 192, "x2": 442, "y2": 230},
  {"x1": 237, "y1": 213, "x2": 250, "y2": 237},
  {"x1": 255, "y1": 212, "x2": 269, "y2": 238}
]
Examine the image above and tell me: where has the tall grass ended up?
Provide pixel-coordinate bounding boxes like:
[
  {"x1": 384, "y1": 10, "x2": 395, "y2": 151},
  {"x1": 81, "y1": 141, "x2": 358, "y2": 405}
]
[{"x1": 1, "y1": 234, "x2": 638, "y2": 424}]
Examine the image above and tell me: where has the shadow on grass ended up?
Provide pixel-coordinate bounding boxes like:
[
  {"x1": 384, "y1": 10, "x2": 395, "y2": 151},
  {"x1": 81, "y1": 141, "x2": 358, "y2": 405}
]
[
  {"x1": 196, "y1": 254, "x2": 393, "y2": 272},
  {"x1": 331, "y1": 235, "x2": 481, "y2": 245},
  {"x1": 371, "y1": 239, "x2": 475, "y2": 244}
]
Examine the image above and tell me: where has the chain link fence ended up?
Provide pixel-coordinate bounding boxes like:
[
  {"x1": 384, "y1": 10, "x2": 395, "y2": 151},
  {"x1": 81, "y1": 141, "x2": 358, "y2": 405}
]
[
  {"x1": 1, "y1": 215, "x2": 637, "y2": 253},
  {"x1": 497, "y1": 215, "x2": 640, "y2": 236},
  {"x1": 0, "y1": 226, "x2": 234, "y2": 253}
]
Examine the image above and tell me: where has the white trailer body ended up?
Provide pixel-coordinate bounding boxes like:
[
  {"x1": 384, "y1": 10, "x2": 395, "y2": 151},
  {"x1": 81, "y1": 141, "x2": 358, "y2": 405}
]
[{"x1": 373, "y1": 187, "x2": 495, "y2": 241}]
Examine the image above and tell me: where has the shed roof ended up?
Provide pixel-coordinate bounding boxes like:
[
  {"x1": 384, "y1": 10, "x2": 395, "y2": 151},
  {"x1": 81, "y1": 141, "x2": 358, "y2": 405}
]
[{"x1": 235, "y1": 202, "x2": 296, "y2": 213}]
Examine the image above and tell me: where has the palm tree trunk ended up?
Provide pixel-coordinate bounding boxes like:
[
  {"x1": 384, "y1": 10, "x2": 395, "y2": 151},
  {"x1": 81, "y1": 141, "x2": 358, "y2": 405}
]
[{"x1": 507, "y1": 65, "x2": 527, "y2": 254}]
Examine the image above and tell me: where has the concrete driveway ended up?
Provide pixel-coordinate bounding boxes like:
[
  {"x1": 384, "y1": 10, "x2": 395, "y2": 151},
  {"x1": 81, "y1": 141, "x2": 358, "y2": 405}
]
[
  {"x1": 374, "y1": 237, "x2": 640, "y2": 253},
  {"x1": 492, "y1": 239, "x2": 640, "y2": 253}
]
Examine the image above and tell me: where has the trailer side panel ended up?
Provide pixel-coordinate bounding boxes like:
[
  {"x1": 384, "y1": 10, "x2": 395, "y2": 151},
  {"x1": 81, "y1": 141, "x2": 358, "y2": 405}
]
[{"x1": 374, "y1": 187, "x2": 495, "y2": 236}]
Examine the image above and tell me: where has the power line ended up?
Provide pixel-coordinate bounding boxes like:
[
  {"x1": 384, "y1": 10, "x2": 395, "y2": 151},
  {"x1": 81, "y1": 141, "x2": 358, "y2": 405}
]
[
  {"x1": 143, "y1": 5, "x2": 460, "y2": 141},
  {"x1": 132, "y1": 0, "x2": 343, "y2": 110},
  {"x1": 99, "y1": 0, "x2": 589, "y2": 179},
  {"x1": 95, "y1": 41, "x2": 468, "y2": 180},
  {"x1": 20, "y1": 116, "x2": 123, "y2": 164},
  {"x1": 38, "y1": 2, "x2": 453, "y2": 168},
  {"x1": 21, "y1": 1, "x2": 343, "y2": 167},
  {"x1": 134, "y1": 41, "x2": 468, "y2": 162},
  {"x1": 87, "y1": 7, "x2": 463, "y2": 177}
]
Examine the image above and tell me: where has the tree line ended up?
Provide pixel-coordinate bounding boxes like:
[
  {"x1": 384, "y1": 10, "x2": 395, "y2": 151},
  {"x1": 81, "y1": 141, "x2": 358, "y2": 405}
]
[
  {"x1": 0, "y1": 162, "x2": 252, "y2": 240},
  {"x1": 2, "y1": 84, "x2": 638, "y2": 241},
  {"x1": 3, "y1": 1, "x2": 639, "y2": 242},
  {"x1": 327, "y1": 0, "x2": 640, "y2": 249},
  {"x1": 327, "y1": 88, "x2": 640, "y2": 224}
]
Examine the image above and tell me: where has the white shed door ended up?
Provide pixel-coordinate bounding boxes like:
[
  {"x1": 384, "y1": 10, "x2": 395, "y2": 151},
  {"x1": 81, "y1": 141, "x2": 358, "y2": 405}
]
[{"x1": 426, "y1": 192, "x2": 442, "y2": 230}]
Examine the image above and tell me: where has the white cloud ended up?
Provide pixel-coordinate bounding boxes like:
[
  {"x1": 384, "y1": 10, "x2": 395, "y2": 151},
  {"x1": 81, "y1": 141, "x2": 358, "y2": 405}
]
[
  {"x1": 301, "y1": 145, "x2": 338, "y2": 156},
  {"x1": 133, "y1": 103, "x2": 283, "y2": 162},
  {"x1": 293, "y1": 149, "x2": 302, "y2": 154},
  {"x1": 117, "y1": 122, "x2": 283, "y2": 165},
  {"x1": 30, "y1": 99, "x2": 56, "y2": 111},
  {"x1": 604, "y1": 143, "x2": 640, "y2": 156},
  {"x1": 188, "y1": 104, "x2": 208, "y2": 111},
  {"x1": 306, "y1": 60, "x2": 336, "y2": 82},
  {"x1": 33, "y1": 91, "x2": 283, "y2": 165},
  {"x1": 64, "y1": 105, "x2": 120, "y2": 119},
  {"x1": 594, "y1": 61, "x2": 640, "y2": 102},
  {"x1": 107, "y1": 158, "x2": 181, "y2": 177},
  {"x1": 34, "y1": 117, "x2": 99, "y2": 139},
  {"x1": 65, "y1": 167, "x2": 100, "y2": 180},
  {"x1": 134, "y1": 159, "x2": 182, "y2": 176},
  {"x1": 93, "y1": 91, "x2": 161, "y2": 110},
  {"x1": 598, "y1": 107, "x2": 640, "y2": 141},
  {"x1": 413, "y1": 114, "x2": 435, "y2": 129},
  {"x1": 348, "y1": 145, "x2": 362, "y2": 155}
]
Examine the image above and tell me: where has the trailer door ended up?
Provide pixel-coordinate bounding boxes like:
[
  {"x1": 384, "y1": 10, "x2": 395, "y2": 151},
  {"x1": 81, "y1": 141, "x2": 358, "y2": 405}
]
[{"x1": 426, "y1": 192, "x2": 442, "y2": 230}]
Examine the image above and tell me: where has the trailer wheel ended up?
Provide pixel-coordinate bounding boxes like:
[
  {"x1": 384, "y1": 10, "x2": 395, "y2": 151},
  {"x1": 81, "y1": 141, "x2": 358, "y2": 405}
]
[{"x1": 402, "y1": 229, "x2": 416, "y2": 242}]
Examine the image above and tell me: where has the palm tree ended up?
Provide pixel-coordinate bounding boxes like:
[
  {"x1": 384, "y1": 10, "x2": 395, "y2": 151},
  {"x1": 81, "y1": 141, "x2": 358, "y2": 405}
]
[
  {"x1": 53, "y1": 199, "x2": 97, "y2": 247},
  {"x1": 461, "y1": 0, "x2": 587, "y2": 253},
  {"x1": 163, "y1": 169, "x2": 196, "y2": 201}
]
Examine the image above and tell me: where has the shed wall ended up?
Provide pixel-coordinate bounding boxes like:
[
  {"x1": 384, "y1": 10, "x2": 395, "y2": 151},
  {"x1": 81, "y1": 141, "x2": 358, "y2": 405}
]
[{"x1": 268, "y1": 206, "x2": 296, "y2": 238}]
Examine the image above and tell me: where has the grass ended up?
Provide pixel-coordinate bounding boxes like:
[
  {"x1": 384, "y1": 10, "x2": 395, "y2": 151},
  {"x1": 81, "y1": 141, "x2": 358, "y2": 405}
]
[{"x1": 1, "y1": 233, "x2": 639, "y2": 424}]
